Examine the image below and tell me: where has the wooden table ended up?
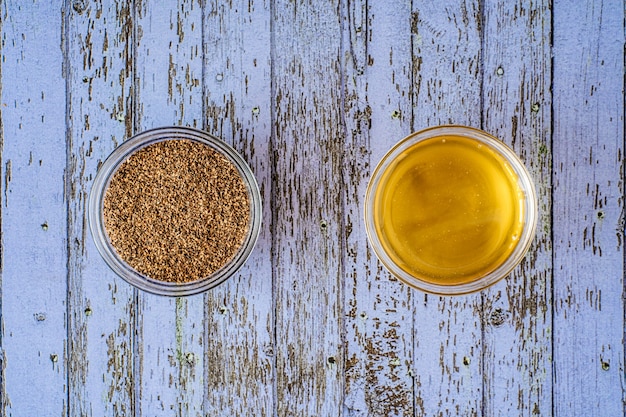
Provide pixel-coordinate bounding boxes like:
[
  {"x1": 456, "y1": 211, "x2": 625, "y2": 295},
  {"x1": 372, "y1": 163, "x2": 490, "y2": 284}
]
[{"x1": 1, "y1": 1, "x2": 624, "y2": 416}]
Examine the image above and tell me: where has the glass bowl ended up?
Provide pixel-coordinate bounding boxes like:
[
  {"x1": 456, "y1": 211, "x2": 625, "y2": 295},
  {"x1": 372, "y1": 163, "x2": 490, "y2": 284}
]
[
  {"x1": 364, "y1": 125, "x2": 537, "y2": 295},
  {"x1": 88, "y1": 126, "x2": 262, "y2": 296}
]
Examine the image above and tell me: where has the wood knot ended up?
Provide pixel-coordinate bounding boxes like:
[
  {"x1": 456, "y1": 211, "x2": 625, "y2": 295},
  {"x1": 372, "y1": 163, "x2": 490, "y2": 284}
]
[
  {"x1": 72, "y1": 0, "x2": 88, "y2": 13},
  {"x1": 262, "y1": 343, "x2": 275, "y2": 357},
  {"x1": 185, "y1": 352, "x2": 195, "y2": 366},
  {"x1": 601, "y1": 359, "x2": 610, "y2": 371},
  {"x1": 488, "y1": 308, "x2": 507, "y2": 327}
]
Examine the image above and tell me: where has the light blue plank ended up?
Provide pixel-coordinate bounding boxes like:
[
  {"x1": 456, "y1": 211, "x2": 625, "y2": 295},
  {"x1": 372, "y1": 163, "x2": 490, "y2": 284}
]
[
  {"x1": 1, "y1": 1, "x2": 67, "y2": 415},
  {"x1": 481, "y1": 0, "x2": 553, "y2": 415},
  {"x1": 552, "y1": 0, "x2": 625, "y2": 415},
  {"x1": 410, "y1": 1, "x2": 484, "y2": 415},
  {"x1": 133, "y1": 0, "x2": 206, "y2": 415},
  {"x1": 270, "y1": 0, "x2": 345, "y2": 415},
  {"x1": 342, "y1": 1, "x2": 415, "y2": 415},
  {"x1": 202, "y1": 0, "x2": 275, "y2": 415},
  {"x1": 65, "y1": 0, "x2": 137, "y2": 415}
]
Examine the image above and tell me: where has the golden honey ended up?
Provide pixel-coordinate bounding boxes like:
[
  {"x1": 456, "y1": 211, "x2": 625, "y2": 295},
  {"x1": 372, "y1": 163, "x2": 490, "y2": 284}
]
[{"x1": 372, "y1": 134, "x2": 526, "y2": 286}]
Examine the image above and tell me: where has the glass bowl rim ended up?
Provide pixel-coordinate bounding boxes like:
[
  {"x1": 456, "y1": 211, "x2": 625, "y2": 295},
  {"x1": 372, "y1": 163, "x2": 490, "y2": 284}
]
[
  {"x1": 364, "y1": 125, "x2": 538, "y2": 295},
  {"x1": 87, "y1": 126, "x2": 262, "y2": 297}
]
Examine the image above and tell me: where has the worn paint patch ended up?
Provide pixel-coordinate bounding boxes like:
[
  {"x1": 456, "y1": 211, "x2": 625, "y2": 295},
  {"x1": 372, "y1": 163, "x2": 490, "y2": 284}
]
[{"x1": 3, "y1": 159, "x2": 10, "y2": 206}]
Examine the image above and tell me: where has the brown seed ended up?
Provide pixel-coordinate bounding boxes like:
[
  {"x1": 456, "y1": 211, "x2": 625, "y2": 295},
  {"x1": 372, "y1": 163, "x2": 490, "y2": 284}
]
[{"x1": 103, "y1": 139, "x2": 250, "y2": 283}]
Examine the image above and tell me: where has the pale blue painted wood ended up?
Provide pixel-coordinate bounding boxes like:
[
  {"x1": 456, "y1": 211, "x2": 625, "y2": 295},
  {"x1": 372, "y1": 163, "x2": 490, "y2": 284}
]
[
  {"x1": 133, "y1": 1, "x2": 206, "y2": 415},
  {"x1": 270, "y1": 1, "x2": 346, "y2": 415},
  {"x1": 342, "y1": 1, "x2": 416, "y2": 416},
  {"x1": 202, "y1": 0, "x2": 275, "y2": 415},
  {"x1": 552, "y1": 0, "x2": 625, "y2": 416},
  {"x1": 481, "y1": 0, "x2": 553, "y2": 415},
  {"x1": 1, "y1": 1, "x2": 67, "y2": 415},
  {"x1": 410, "y1": 2, "x2": 485, "y2": 415},
  {"x1": 65, "y1": 1, "x2": 138, "y2": 415},
  {"x1": 0, "y1": 0, "x2": 624, "y2": 416}
]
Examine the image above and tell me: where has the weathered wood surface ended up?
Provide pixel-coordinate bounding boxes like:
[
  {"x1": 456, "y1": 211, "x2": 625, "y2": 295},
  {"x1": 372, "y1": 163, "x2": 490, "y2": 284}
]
[
  {"x1": 481, "y1": 0, "x2": 553, "y2": 415},
  {"x1": 552, "y1": 1, "x2": 625, "y2": 416},
  {"x1": 0, "y1": 1, "x2": 624, "y2": 416},
  {"x1": 410, "y1": 3, "x2": 484, "y2": 415}
]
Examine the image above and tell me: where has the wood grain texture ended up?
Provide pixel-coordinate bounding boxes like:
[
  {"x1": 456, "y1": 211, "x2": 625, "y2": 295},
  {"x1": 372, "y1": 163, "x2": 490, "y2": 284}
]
[
  {"x1": 552, "y1": 0, "x2": 625, "y2": 416},
  {"x1": 65, "y1": 0, "x2": 138, "y2": 415},
  {"x1": 410, "y1": 2, "x2": 484, "y2": 415},
  {"x1": 0, "y1": 1, "x2": 625, "y2": 416},
  {"x1": 133, "y1": 0, "x2": 205, "y2": 415},
  {"x1": 202, "y1": 0, "x2": 274, "y2": 415},
  {"x1": 271, "y1": 1, "x2": 345, "y2": 415},
  {"x1": 1, "y1": 1, "x2": 67, "y2": 415},
  {"x1": 342, "y1": 1, "x2": 415, "y2": 416},
  {"x1": 481, "y1": 1, "x2": 553, "y2": 415}
]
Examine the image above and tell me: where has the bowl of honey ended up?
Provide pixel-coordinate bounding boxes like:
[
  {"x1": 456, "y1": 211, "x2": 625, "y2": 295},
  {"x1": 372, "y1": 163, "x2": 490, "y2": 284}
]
[{"x1": 364, "y1": 125, "x2": 537, "y2": 295}]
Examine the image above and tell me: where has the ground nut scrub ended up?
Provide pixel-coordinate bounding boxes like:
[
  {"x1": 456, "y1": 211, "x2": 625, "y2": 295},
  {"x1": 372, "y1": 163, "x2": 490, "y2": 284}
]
[
  {"x1": 104, "y1": 139, "x2": 249, "y2": 282},
  {"x1": 364, "y1": 126, "x2": 537, "y2": 295},
  {"x1": 89, "y1": 127, "x2": 262, "y2": 296}
]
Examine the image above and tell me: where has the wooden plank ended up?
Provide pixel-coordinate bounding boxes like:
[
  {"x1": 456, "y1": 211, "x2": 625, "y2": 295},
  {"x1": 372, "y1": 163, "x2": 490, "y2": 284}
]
[
  {"x1": 480, "y1": 1, "x2": 553, "y2": 415},
  {"x1": 271, "y1": 1, "x2": 344, "y2": 415},
  {"x1": 132, "y1": 1, "x2": 205, "y2": 415},
  {"x1": 410, "y1": 1, "x2": 484, "y2": 415},
  {"x1": 65, "y1": 1, "x2": 137, "y2": 415},
  {"x1": 552, "y1": 0, "x2": 625, "y2": 415},
  {"x1": 342, "y1": 1, "x2": 415, "y2": 416},
  {"x1": 0, "y1": 1, "x2": 67, "y2": 415},
  {"x1": 202, "y1": 1, "x2": 274, "y2": 415}
]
